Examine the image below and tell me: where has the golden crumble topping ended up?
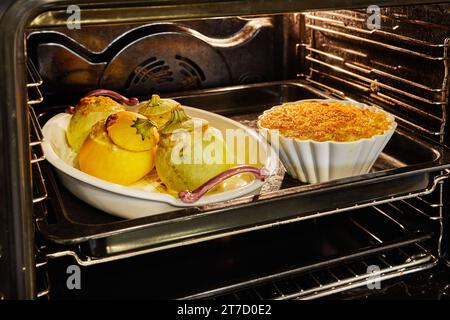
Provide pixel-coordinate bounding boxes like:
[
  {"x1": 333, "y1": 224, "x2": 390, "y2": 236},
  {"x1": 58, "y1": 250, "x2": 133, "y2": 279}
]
[{"x1": 259, "y1": 101, "x2": 393, "y2": 142}]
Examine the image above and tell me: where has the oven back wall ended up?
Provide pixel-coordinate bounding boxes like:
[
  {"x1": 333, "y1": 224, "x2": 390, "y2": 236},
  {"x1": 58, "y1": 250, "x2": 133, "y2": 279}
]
[{"x1": 27, "y1": 15, "x2": 299, "y2": 103}]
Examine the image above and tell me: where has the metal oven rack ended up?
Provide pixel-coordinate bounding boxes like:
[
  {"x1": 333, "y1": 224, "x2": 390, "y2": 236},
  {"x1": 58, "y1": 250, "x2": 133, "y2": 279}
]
[
  {"x1": 179, "y1": 196, "x2": 444, "y2": 299},
  {"x1": 188, "y1": 244, "x2": 438, "y2": 300},
  {"x1": 32, "y1": 80, "x2": 450, "y2": 266},
  {"x1": 34, "y1": 200, "x2": 444, "y2": 299}
]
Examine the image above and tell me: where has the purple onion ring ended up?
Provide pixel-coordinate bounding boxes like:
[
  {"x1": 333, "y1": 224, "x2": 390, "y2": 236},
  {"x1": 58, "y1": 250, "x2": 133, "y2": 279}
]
[
  {"x1": 178, "y1": 165, "x2": 270, "y2": 204},
  {"x1": 83, "y1": 89, "x2": 139, "y2": 106}
]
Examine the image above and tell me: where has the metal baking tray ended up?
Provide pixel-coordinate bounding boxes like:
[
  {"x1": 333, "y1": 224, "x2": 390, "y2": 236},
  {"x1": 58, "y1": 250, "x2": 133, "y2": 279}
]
[{"x1": 34, "y1": 80, "x2": 450, "y2": 262}]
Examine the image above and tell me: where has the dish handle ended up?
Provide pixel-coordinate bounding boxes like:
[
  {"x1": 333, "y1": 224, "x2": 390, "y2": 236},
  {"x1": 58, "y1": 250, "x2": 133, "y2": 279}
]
[{"x1": 178, "y1": 165, "x2": 269, "y2": 203}]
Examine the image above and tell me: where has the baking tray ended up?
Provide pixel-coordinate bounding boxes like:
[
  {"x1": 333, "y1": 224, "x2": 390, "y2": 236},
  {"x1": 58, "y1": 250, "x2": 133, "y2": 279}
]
[{"x1": 34, "y1": 80, "x2": 450, "y2": 261}]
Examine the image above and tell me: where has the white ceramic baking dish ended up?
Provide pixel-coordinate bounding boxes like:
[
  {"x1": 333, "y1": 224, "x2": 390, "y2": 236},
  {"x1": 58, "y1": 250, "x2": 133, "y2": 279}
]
[
  {"x1": 42, "y1": 106, "x2": 278, "y2": 219},
  {"x1": 257, "y1": 99, "x2": 397, "y2": 184}
]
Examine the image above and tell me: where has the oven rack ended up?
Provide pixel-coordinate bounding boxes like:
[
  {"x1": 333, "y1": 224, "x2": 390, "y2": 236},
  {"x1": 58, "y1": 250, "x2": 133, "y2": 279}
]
[
  {"x1": 35, "y1": 166, "x2": 447, "y2": 267},
  {"x1": 177, "y1": 199, "x2": 439, "y2": 299},
  {"x1": 30, "y1": 81, "x2": 450, "y2": 266},
  {"x1": 301, "y1": 10, "x2": 450, "y2": 142},
  {"x1": 203, "y1": 243, "x2": 437, "y2": 300},
  {"x1": 36, "y1": 202, "x2": 440, "y2": 299}
]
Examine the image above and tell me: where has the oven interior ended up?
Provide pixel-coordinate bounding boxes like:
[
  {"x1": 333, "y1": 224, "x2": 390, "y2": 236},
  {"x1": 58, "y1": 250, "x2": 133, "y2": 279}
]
[{"x1": 23, "y1": 3, "x2": 450, "y2": 299}]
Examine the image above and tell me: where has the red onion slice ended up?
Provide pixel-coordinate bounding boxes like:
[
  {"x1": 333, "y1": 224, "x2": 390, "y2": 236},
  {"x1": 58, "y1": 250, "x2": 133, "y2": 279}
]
[
  {"x1": 178, "y1": 165, "x2": 270, "y2": 204},
  {"x1": 83, "y1": 89, "x2": 139, "y2": 106}
]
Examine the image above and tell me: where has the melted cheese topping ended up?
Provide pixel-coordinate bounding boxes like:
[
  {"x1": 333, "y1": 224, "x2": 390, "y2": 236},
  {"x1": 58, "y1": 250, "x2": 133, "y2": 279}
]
[{"x1": 259, "y1": 101, "x2": 393, "y2": 142}]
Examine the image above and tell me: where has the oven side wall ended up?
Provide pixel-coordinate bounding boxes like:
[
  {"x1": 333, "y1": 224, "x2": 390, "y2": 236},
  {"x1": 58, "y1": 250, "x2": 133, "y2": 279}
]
[{"x1": 0, "y1": 0, "x2": 38, "y2": 299}]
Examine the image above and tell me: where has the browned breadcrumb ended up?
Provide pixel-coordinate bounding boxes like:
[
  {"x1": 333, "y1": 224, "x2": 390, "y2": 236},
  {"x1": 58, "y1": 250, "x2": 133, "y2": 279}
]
[
  {"x1": 259, "y1": 101, "x2": 392, "y2": 142},
  {"x1": 76, "y1": 96, "x2": 124, "y2": 116}
]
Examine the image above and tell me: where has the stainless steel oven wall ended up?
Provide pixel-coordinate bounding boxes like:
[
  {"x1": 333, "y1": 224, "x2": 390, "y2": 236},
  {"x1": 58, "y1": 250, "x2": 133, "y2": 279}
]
[
  {"x1": 0, "y1": 0, "x2": 38, "y2": 300},
  {"x1": 27, "y1": 15, "x2": 300, "y2": 100}
]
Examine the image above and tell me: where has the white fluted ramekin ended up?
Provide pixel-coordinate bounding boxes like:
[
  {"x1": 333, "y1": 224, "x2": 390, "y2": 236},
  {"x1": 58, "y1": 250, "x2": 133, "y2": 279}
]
[{"x1": 257, "y1": 99, "x2": 397, "y2": 184}]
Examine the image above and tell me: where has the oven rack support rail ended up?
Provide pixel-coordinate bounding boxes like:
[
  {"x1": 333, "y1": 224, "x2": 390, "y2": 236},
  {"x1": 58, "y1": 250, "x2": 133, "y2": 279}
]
[
  {"x1": 28, "y1": 59, "x2": 47, "y2": 204},
  {"x1": 26, "y1": 59, "x2": 51, "y2": 299},
  {"x1": 300, "y1": 11, "x2": 450, "y2": 143}
]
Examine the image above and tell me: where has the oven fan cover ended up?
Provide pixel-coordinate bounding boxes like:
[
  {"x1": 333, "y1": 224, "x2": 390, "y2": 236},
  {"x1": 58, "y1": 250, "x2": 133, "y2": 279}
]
[{"x1": 100, "y1": 32, "x2": 231, "y2": 96}]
